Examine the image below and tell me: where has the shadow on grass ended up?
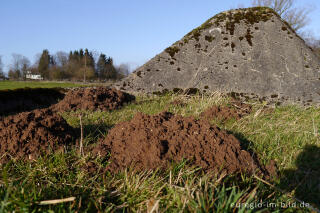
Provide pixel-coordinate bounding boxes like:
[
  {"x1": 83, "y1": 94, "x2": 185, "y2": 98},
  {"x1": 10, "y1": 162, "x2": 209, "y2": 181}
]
[
  {"x1": 226, "y1": 130, "x2": 252, "y2": 151},
  {"x1": 279, "y1": 144, "x2": 320, "y2": 208}
]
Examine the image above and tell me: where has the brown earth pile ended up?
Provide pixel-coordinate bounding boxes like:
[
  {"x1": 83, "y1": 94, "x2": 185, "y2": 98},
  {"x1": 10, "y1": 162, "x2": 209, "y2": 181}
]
[
  {"x1": 53, "y1": 87, "x2": 135, "y2": 112},
  {"x1": 0, "y1": 88, "x2": 64, "y2": 116},
  {"x1": 201, "y1": 101, "x2": 252, "y2": 122},
  {"x1": 94, "y1": 111, "x2": 266, "y2": 175},
  {"x1": 0, "y1": 108, "x2": 76, "y2": 163}
]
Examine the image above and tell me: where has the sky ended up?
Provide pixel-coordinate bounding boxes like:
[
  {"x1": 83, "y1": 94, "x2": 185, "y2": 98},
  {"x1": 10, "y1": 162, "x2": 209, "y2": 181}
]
[{"x1": 0, "y1": 0, "x2": 319, "y2": 73}]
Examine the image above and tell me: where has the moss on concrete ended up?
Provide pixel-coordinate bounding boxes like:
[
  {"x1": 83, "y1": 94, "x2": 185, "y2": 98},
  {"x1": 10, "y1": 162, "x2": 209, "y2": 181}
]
[
  {"x1": 182, "y1": 7, "x2": 276, "y2": 44},
  {"x1": 205, "y1": 35, "x2": 215, "y2": 42},
  {"x1": 165, "y1": 46, "x2": 180, "y2": 58}
]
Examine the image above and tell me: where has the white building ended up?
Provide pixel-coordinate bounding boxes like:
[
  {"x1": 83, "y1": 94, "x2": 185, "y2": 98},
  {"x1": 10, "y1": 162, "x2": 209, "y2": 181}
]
[{"x1": 26, "y1": 71, "x2": 43, "y2": 80}]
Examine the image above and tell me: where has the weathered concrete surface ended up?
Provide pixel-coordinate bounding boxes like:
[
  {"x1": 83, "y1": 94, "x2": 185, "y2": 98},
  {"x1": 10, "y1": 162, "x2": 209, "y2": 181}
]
[{"x1": 115, "y1": 7, "x2": 320, "y2": 105}]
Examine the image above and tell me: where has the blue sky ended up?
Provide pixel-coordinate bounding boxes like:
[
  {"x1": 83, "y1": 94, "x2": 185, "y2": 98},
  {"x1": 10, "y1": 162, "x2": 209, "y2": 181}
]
[{"x1": 1, "y1": 0, "x2": 319, "y2": 72}]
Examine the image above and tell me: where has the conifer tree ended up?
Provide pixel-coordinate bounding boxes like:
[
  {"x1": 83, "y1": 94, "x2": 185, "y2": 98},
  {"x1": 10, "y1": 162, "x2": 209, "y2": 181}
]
[
  {"x1": 38, "y1": 49, "x2": 52, "y2": 79},
  {"x1": 97, "y1": 54, "x2": 107, "y2": 80},
  {"x1": 106, "y1": 57, "x2": 117, "y2": 79}
]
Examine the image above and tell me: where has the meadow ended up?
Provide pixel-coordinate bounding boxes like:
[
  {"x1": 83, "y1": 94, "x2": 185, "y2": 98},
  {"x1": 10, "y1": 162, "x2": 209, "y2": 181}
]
[
  {"x1": 0, "y1": 85, "x2": 319, "y2": 212},
  {"x1": 0, "y1": 81, "x2": 88, "y2": 90}
]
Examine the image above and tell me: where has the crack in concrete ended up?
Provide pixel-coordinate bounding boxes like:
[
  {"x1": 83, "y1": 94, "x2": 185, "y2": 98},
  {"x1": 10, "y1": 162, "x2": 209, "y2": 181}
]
[{"x1": 277, "y1": 54, "x2": 299, "y2": 78}]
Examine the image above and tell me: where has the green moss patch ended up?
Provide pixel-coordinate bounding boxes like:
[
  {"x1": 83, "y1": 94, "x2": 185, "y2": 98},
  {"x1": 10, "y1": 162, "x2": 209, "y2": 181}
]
[
  {"x1": 205, "y1": 35, "x2": 215, "y2": 42},
  {"x1": 215, "y1": 7, "x2": 275, "y2": 36},
  {"x1": 165, "y1": 46, "x2": 180, "y2": 58},
  {"x1": 182, "y1": 7, "x2": 276, "y2": 44},
  {"x1": 245, "y1": 28, "x2": 253, "y2": 46}
]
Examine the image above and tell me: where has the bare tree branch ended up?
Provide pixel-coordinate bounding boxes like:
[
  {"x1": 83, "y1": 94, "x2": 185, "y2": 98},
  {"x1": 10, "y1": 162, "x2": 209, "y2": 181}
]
[{"x1": 251, "y1": 0, "x2": 313, "y2": 32}]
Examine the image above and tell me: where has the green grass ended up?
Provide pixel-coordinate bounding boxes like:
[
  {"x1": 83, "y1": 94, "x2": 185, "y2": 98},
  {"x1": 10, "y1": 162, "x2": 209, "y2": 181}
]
[
  {"x1": 0, "y1": 81, "x2": 87, "y2": 90},
  {"x1": 1, "y1": 92, "x2": 320, "y2": 212}
]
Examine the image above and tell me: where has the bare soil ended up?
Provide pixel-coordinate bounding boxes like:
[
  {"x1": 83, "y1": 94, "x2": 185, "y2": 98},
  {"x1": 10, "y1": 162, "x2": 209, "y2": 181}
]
[
  {"x1": 0, "y1": 108, "x2": 76, "y2": 163},
  {"x1": 94, "y1": 111, "x2": 270, "y2": 176},
  {"x1": 0, "y1": 88, "x2": 64, "y2": 116},
  {"x1": 201, "y1": 101, "x2": 252, "y2": 122},
  {"x1": 53, "y1": 87, "x2": 135, "y2": 112}
]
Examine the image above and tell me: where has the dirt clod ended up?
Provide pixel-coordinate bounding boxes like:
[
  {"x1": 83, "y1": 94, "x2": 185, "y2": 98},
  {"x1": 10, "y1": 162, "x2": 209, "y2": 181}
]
[
  {"x1": 94, "y1": 111, "x2": 265, "y2": 175},
  {"x1": 53, "y1": 87, "x2": 135, "y2": 112},
  {"x1": 0, "y1": 108, "x2": 76, "y2": 163}
]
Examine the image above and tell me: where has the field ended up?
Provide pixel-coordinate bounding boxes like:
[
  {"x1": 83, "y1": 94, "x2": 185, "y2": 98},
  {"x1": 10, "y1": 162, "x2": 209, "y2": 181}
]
[
  {"x1": 0, "y1": 81, "x2": 88, "y2": 90},
  {"x1": 0, "y1": 86, "x2": 320, "y2": 212}
]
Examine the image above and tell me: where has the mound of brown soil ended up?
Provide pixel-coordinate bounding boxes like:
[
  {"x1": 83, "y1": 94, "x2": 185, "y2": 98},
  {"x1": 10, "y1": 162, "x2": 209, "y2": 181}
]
[
  {"x1": 0, "y1": 108, "x2": 76, "y2": 163},
  {"x1": 94, "y1": 111, "x2": 265, "y2": 175},
  {"x1": 53, "y1": 87, "x2": 135, "y2": 112},
  {"x1": 201, "y1": 101, "x2": 252, "y2": 122},
  {"x1": 0, "y1": 88, "x2": 64, "y2": 116}
]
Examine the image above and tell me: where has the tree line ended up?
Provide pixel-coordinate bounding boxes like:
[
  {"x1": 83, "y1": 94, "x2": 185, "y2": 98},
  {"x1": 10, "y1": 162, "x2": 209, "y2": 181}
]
[{"x1": 6, "y1": 49, "x2": 129, "y2": 82}]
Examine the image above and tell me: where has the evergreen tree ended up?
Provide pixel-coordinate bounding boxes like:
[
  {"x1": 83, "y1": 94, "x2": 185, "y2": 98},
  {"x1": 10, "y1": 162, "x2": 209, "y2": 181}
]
[
  {"x1": 84, "y1": 49, "x2": 95, "y2": 68},
  {"x1": 96, "y1": 54, "x2": 107, "y2": 80},
  {"x1": 79, "y1": 49, "x2": 84, "y2": 58},
  {"x1": 68, "y1": 51, "x2": 73, "y2": 61},
  {"x1": 44, "y1": 48, "x2": 123, "y2": 81},
  {"x1": 81, "y1": 49, "x2": 95, "y2": 82},
  {"x1": 38, "y1": 49, "x2": 52, "y2": 79},
  {"x1": 106, "y1": 57, "x2": 117, "y2": 79}
]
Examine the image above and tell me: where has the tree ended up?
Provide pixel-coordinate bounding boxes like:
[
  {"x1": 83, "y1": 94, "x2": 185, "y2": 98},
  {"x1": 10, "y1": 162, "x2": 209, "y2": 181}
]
[
  {"x1": 11, "y1": 54, "x2": 23, "y2": 78},
  {"x1": 54, "y1": 51, "x2": 68, "y2": 67},
  {"x1": 9, "y1": 54, "x2": 30, "y2": 80},
  {"x1": 302, "y1": 32, "x2": 320, "y2": 58},
  {"x1": 96, "y1": 54, "x2": 118, "y2": 80},
  {"x1": 105, "y1": 57, "x2": 117, "y2": 79},
  {"x1": 66, "y1": 51, "x2": 81, "y2": 80},
  {"x1": 20, "y1": 57, "x2": 30, "y2": 80},
  {"x1": 38, "y1": 49, "x2": 53, "y2": 79},
  {"x1": 8, "y1": 69, "x2": 20, "y2": 79},
  {"x1": 49, "y1": 51, "x2": 69, "y2": 80},
  {"x1": 79, "y1": 66, "x2": 95, "y2": 81},
  {"x1": 251, "y1": 0, "x2": 313, "y2": 32},
  {"x1": 81, "y1": 49, "x2": 95, "y2": 82},
  {"x1": 117, "y1": 63, "x2": 130, "y2": 77},
  {"x1": 96, "y1": 54, "x2": 107, "y2": 80},
  {"x1": 0, "y1": 56, "x2": 4, "y2": 78}
]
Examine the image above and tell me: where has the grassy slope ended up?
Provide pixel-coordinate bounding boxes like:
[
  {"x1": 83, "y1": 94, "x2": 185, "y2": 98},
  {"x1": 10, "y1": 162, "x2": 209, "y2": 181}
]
[
  {"x1": 0, "y1": 81, "x2": 86, "y2": 90},
  {"x1": 1, "y1": 93, "x2": 320, "y2": 212}
]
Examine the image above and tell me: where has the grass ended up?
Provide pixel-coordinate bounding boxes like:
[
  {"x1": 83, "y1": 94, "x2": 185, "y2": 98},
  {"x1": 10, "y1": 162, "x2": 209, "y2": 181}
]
[
  {"x1": 1, "y1": 92, "x2": 320, "y2": 212},
  {"x1": 0, "y1": 81, "x2": 88, "y2": 90}
]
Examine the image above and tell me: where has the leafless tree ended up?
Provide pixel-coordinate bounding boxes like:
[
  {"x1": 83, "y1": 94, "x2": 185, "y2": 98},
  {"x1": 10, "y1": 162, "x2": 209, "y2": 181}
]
[
  {"x1": 301, "y1": 31, "x2": 319, "y2": 47},
  {"x1": 54, "y1": 51, "x2": 68, "y2": 67},
  {"x1": 117, "y1": 63, "x2": 130, "y2": 76},
  {"x1": 11, "y1": 54, "x2": 22, "y2": 71},
  {"x1": 91, "y1": 50, "x2": 100, "y2": 64},
  {"x1": 251, "y1": 0, "x2": 313, "y2": 32},
  {"x1": 21, "y1": 57, "x2": 30, "y2": 79},
  {"x1": 10, "y1": 54, "x2": 30, "y2": 79},
  {"x1": 302, "y1": 31, "x2": 320, "y2": 57}
]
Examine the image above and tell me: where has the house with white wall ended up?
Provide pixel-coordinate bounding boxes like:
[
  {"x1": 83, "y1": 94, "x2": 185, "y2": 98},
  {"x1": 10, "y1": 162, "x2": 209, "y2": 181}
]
[{"x1": 26, "y1": 71, "x2": 43, "y2": 80}]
